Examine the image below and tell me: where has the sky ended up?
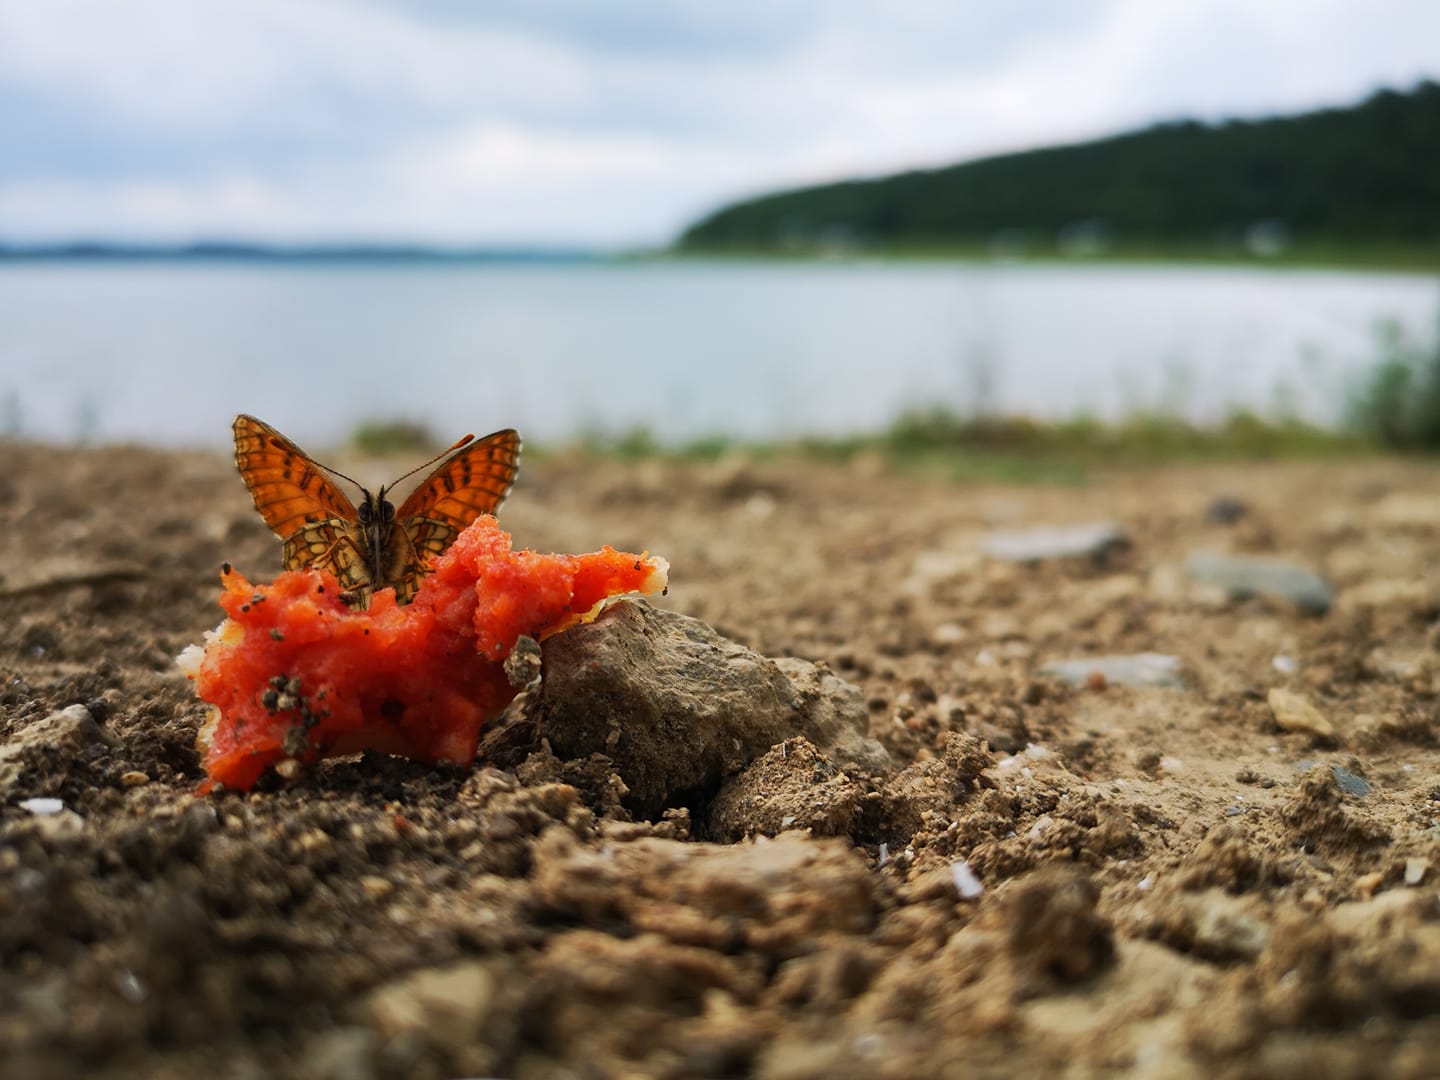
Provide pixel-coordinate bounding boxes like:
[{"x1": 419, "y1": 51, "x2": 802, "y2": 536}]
[{"x1": 2, "y1": 0, "x2": 1438, "y2": 249}]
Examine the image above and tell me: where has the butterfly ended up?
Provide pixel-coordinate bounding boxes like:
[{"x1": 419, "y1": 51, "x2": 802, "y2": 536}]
[{"x1": 233, "y1": 414, "x2": 521, "y2": 609}]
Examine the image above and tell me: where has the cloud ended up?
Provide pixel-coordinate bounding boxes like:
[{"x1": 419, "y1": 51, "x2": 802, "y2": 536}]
[{"x1": 1, "y1": 0, "x2": 1437, "y2": 245}]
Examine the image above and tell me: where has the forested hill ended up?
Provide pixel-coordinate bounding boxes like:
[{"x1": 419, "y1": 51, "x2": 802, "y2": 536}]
[{"x1": 677, "y1": 81, "x2": 1440, "y2": 261}]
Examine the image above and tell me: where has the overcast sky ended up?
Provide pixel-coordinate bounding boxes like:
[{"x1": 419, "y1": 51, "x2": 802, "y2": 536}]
[{"x1": 2, "y1": 0, "x2": 1437, "y2": 248}]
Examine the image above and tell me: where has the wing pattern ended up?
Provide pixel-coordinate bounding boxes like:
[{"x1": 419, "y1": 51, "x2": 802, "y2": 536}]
[
  {"x1": 233, "y1": 414, "x2": 359, "y2": 544},
  {"x1": 391, "y1": 429, "x2": 522, "y2": 602},
  {"x1": 233, "y1": 415, "x2": 520, "y2": 609}
]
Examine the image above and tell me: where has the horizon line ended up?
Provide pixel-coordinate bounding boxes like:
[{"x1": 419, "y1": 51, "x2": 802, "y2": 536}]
[{"x1": 0, "y1": 239, "x2": 648, "y2": 262}]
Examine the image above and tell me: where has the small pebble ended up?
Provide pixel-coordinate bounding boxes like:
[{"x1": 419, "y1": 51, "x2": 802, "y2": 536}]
[
  {"x1": 1405, "y1": 857, "x2": 1429, "y2": 886},
  {"x1": 120, "y1": 771, "x2": 150, "y2": 788},
  {"x1": 115, "y1": 970, "x2": 147, "y2": 1004},
  {"x1": 1041, "y1": 653, "x2": 1183, "y2": 689},
  {"x1": 950, "y1": 860, "x2": 984, "y2": 900},
  {"x1": 360, "y1": 875, "x2": 395, "y2": 899},
  {"x1": 1186, "y1": 551, "x2": 1334, "y2": 615},
  {"x1": 1267, "y1": 688, "x2": 1335, "y2": 740},
  {"x1": 1204, "y1": 495, "x2": 1249, "y2": 524},
  {"x1": 981, "y1": 521, "x2": 1128, "y2": 562},
  {"x1": 19, "y1": 797, "x2": 65, "y2": 816},
  {"x1": 1354, "y1": 871, "x2": 1385, "y2": 898},
  {"x1": 1331, "y1": 766, "x2": 1371, "y2": 798}
]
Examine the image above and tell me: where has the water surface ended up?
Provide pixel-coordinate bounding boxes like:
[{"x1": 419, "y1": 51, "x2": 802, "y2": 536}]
[{"x1": 0, "y1": 259, "x2": 1434, "y2": 447}]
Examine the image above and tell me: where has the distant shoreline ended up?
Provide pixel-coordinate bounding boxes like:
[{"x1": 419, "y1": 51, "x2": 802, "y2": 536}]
[
  {"x1": 1, "y1": 240, "x2": 1434, "y2": 275},
  {"x1": 0, "y1": 242, "x2": 611, "y2": 264}
]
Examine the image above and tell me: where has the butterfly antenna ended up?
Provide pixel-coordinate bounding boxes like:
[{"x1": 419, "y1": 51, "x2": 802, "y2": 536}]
[
  {"x1": 380, "y1": 433, "x2": 476, "y2": 492},
  {"x1": 306, "y1": 459, "x2": 362, "y2": 489}
]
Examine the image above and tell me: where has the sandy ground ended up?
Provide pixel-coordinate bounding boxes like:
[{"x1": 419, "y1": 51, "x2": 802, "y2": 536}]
[{"x1": 2, "y1": 438, "x2": 1440, "y2": 1079}]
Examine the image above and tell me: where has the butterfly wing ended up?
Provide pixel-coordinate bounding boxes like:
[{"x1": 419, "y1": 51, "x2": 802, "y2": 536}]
[
  {"x1": 387, "y1": 428, "x2": 522, "y2": 601},
  {"x1": 233, "y1": 414, "x2": 367, "y2": 581},
  {"x1": 234, "y1": 414, "x2": 359, "y2": 541},
  {"x1": 283, "y1": 519, "x2": 374, "y2": 598}
]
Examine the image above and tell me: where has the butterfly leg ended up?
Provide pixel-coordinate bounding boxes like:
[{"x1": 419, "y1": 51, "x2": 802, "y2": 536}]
[
  {"x1": 283, "y1": 524, "x2": 377, "y2": 608},
  {"x1": 388, "y1": 524, "x2": 434, "y2": 606}
]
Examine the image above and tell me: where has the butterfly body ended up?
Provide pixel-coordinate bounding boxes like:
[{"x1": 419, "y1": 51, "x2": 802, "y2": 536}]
[{"x1": 234, "y1": 414, "x2": 521, "y2": 608}]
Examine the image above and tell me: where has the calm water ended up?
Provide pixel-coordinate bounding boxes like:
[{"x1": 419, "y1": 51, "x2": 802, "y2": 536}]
[{"x1": 0, "y1": 260, "x2": 1435, "y2": 447}]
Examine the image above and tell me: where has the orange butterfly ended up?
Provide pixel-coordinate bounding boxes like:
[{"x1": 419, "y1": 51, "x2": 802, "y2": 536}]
[{"x1": 233, "y1": 414, "x2": 521, "y2": 609}]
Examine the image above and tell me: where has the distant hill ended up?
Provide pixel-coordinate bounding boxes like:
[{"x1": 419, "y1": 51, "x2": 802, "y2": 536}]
[
  {"x1": 677, "y1": 81, "x2": 1440, "y2": 263},
  {"x1": 0, "y1": 241, "x2": 601, "y2": 263}
]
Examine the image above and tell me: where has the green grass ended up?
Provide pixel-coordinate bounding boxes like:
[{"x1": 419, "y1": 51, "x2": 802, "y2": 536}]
[
  {"x1": 1346, "y1": 315, "x2": 1440, "y2": 450},
  {"x1": 539, "y1": 405, "x2": 1375, "y2": 486},
  {"x1": 659, "y1": 239, "x2": 1440, "y2": 275},
  {"x1": 349, "y1": 418, "x2": 443, "y2": 456}
]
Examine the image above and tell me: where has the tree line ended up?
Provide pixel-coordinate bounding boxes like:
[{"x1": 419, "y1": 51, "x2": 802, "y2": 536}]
[{"x1": 678, "y1": 81, "x2": 1440, "y2": 258}]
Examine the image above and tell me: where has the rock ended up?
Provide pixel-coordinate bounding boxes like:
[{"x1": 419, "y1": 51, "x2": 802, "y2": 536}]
[
  {"x1": 1373, "y1": 492, "x2": 1440, "y2": 529},
  {"x1": 902, "y1": 549, "x2": 983, "y2": 595},
  {"x1": 1329, "y1": 766, "x2": 1371, "y2": 798},
  {"x1": 1338, "y1": 579, "x2": 1433, "y2": 612},
  {"x1": 1039, "y1": 653, "x2": 1184, "y2": 688},
  {"x1": 26, "y1": 808, "x2": 85, "y2": 841},
  {"x1": 1267, "y1": 688, "x2": 1336, "y2": 740},
  {"x1": 1186, "y1": 551, "x2": 1335, "y2": 615},
  {"x1": 0, "y1": 703, "x2": 116, "y2": 796},
  {"x1": 298, "y1": 1027, "x2": 380, "y2": 1080},
  {"x1": 534, "y1": 599, "x2": 889, "y2": 818},
  {"x1": 707, "y1": 737, "x2": 864, "y2": 843},
  {"x1": 980, "y1": 522, "x2": 1128, "y2": 563},
  {"x1": 1002, "y1": 866, "x2": 1113, "y2": 985},
  {"x1": 366, "y1": 961, "x2": 497, "y2": 1053},
  {"x1": 951, "y1": 860, "x2": 985, "y2": 900},
  {"x1": 772, "y1": 658, "x2": 891, "y2": 775},
  {"x1": 529, "y1": 830, "x2": 880, "y2": 949},
  {"x1": 1204, "y1": 496, "x2": 1249, "y2": 524},
  {"x1": 1405, "y1": 857, "x2": 1429, "y2": 886},
  {"x1": 18, "y1": 797, "x2": 65, "y2": 816},
  {"x1": 1156, "y1": 889, "x2": 1272, "y2": 962},
  {"x1": 5, "y1": 703, "x2": 114, "y2": 754}
]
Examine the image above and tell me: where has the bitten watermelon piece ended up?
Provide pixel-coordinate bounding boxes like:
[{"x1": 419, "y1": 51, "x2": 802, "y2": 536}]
[{"x1": 181, "y1": 515, "x2": 668, "y2": 792}]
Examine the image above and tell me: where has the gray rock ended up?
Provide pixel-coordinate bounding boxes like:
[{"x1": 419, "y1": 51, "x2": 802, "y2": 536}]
[
  {"x1": 1039, "y1": 653, "x2": 1184, "y2": 688},
  {"x1": 1294, "y1": 761, "x2": 1371, "y2": 796},
  {"x1": 1186, "y1": 551, "x2": 1335, "y2": 615},
  {"x1": 1204, "y1": 496, "x2": 1249, "y2": 524},
  {"x1": 534, "y1": 599, "x2": 890, "y2": 817},
  {"x1": 771, "y1": 657, "x2": 891, "y2": 775},
  {"x1": 981, "y1": 522, "x2": 1129, "y2": 563},
  {"x1": 1331, "y1": 767, "x2": 1372, "y2": 798}
]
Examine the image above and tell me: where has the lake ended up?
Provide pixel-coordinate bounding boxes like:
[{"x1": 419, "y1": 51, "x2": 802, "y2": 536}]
[{"x1": 0, "y1": 259, "x2": 1435, "y2": 448}]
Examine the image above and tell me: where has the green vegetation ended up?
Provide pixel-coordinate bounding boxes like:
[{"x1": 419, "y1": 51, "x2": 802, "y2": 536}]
[
  {"x1": 1347, "y1": 314, "x2": 1440, "y2": 449},
  {"x1": 554, "y1": 405, "x2": 1371, "y2": 486},
  {"x1": 679, "y1": 82, "x2": 1440, "y2": 270},
  {"x1": 350, "y1": 418, "x2": 441, "y2": 456}
]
